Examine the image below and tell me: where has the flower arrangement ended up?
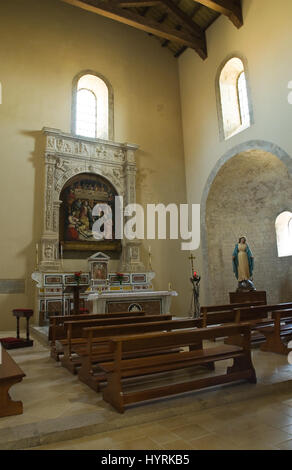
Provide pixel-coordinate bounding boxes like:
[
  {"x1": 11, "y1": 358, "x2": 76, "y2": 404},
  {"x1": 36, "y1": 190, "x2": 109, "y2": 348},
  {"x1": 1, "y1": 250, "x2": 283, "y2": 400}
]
[
  {"x1": 116, "y1": 272, "x2": 124, "y2": 284},
  {"x1": 191, "y1": 271, "x2": 201, "y2": 284},
  {"x1": 74, "y1": 271, "x2": 82, "y2": 285}
]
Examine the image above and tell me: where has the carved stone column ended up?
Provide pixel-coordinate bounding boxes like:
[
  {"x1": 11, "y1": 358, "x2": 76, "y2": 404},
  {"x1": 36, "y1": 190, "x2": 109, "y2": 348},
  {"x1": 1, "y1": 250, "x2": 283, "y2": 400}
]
[
  {"x1": 120, "y1": 146, "x2": 145, "y2": 273},
  {"x1": 40, "y1": 154, "x2": 61, "y2": 271}
]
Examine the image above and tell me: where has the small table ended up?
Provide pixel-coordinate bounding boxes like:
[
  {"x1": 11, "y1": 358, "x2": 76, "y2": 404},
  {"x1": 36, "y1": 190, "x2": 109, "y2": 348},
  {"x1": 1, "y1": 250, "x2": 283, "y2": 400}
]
[{"x1": 1, "y1": 309, "x2": 34, "y2": 349}]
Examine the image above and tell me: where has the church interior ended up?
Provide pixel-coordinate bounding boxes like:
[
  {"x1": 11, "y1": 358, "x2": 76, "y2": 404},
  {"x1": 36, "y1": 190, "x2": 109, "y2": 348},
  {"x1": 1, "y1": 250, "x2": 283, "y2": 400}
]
[{"x1": 0, "y1": 0, "x2": 292, "y2": 451}]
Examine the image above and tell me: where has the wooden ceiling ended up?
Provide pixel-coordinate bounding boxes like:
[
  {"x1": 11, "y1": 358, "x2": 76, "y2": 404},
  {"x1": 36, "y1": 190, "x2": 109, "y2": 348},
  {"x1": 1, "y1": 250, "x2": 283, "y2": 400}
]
[{"x1": 61, "y1": 0, "x2": 243, "y2": 58}]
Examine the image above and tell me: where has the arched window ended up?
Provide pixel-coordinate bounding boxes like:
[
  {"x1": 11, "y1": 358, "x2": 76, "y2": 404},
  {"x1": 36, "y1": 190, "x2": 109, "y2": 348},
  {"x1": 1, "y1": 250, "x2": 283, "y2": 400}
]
[
  {"x1": 76, "y1": 89, "x2": 97, "y2": 138},
  {"x1": 72, "y1": 72, "x2": 114, "y2": 140},
  {"x1": 237, "y1": 71, "x2": 250, "y2": 128},
  {"x1": 275, "y1": 211, "x2": 292, "y2": 257},
  {"x1": 217, "y1": 57, "x2": 252, "y2": 140}
]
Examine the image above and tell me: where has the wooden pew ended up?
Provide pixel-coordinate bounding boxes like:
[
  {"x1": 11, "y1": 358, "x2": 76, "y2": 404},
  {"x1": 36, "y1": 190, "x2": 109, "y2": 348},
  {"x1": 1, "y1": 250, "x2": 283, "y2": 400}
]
[
  {"x1": 0, "y1": 347, "x2": 26, "y2": 417},
  {"x1": 49, "y1": 311, "x2": 145, "y2": 360},
  {"x1": 200, "y1": 301, "x2": 266, "y2": 328},
  {"x1": 199, "y1": 303, "x2": 292, "y2": 328},
  {"x1": 59, "y1": 314, "x2": 172, "y2": 373},
  {"x1": 259, "y1": 309, "x2": 292, "y2": 354},
  {"x1": 78, "y1": 318, "x2": 205, "y2": 391},
  {"x1": 224, "y1": 303, "x2": 292, "y2": 346},
  {"x1": 49, "y1": 311, "x2": 146, "y2": 341},
  {"x1": 200, "y1": 300, "x2": 265, "y2": 316},
  {"x1": 100, "y1": 324, "x2": 256, "y2": 413}
]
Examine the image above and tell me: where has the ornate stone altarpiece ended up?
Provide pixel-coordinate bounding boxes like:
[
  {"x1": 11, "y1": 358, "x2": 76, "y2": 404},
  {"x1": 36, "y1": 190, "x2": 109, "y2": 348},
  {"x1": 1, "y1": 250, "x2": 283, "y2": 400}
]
[
  {"x1": 32, "y1": 128, "x2": 178, "y2": 325},
  {"x1": 39, "y1": 127, "x2": 144, "y2": 273}
]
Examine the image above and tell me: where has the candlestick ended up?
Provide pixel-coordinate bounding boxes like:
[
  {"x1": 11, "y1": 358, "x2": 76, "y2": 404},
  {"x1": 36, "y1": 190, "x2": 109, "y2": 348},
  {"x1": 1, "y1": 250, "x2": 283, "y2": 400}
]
[
  {"x1": 148, "y1": 248, "x2": 153, "y2": 271},
  {"x1": 188, "y1": 252, "x2": 196, "y2": 275},
  {"x1": 60, "y1": 243, "x2": 64, "y2": 270}
]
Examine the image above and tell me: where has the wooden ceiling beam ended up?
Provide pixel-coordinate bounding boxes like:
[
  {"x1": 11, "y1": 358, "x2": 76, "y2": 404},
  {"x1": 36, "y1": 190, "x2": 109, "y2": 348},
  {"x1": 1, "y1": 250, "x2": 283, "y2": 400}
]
[
  {"x1": 115, "y1": 0, "x2": 159, "y2": 7},
  {"x1": 61, "y1": 0, "x2": 207, "y2": 58},
  {"x1": 194, "y1": 0, "x2": 243, "y2": 28},
  {"x1": 162, "y1": 0, "x2": 204, "y2": 38}
]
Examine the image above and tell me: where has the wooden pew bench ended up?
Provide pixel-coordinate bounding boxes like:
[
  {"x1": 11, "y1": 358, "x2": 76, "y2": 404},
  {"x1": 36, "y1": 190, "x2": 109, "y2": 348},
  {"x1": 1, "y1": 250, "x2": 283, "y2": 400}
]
[
  {"x1": 49, "y1": 311, "x2": 146, "y2": 360},
  {"x1": 200, "y1": 300, "x2": 265, "y2": 316},
  {"x1": 0, "y1": 346, "x2": 26, "y2": 417},
  {"x1": 200, "y1": 302, "x2": 292, "y2": 346},
  {"x1": 77, "y1": 318, "x2": 205, "y2": 391},
  {"x1": 199, "y1": 302, "x2": 266, "y2": 342},
  {"x1": 258, "y1": 309, "x2": 292, "y2": 354},
  {"x1": 227, "y1": 303, "x2": 292, "y2": 346},
  {"x1": 58, "y1": 314, "x2": 172, "y2": 373},
  {"x1": 99, "y1": 324, "x2": 256, "y2": 413}
]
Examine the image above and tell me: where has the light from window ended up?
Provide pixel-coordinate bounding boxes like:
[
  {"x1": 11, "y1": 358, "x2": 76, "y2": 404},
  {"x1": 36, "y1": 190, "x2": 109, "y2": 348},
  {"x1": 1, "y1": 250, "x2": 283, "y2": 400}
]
[
  {"x1": 75, "y1": 73, "x2": 109, "y2": 139},
  {"x1": 275, "y1": 211, "x2": 292, "y2": 257},
  {"x1": 76, "y1": 89, "x2": 97, "y2": 138},
  {"x1": 219, "y1": 57, "x2": 251, "y2": 140},
  {"x1": 237, "y1": 72, "x2": 250, "y2": 128}
]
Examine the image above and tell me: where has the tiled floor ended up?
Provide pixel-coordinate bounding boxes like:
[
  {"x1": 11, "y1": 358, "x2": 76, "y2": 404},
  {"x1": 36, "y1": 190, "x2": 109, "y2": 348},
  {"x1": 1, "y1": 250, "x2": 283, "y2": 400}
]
[
  {"x1": 1, "y1": 330, "x2": 292, "y2": 450},
  {"x1": 31, "y1": 392, "x2": 292, "y2": 450}
]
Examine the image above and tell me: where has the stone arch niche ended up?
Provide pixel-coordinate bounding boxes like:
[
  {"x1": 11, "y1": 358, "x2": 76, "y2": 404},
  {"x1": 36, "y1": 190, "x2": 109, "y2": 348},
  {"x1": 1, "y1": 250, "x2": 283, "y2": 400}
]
[
  {"x1": 39, "y1": 127, "x2": 144, "y2": 272},
  {"x1": 201, "y1": 141, "x2": 292, "y2": 305}
]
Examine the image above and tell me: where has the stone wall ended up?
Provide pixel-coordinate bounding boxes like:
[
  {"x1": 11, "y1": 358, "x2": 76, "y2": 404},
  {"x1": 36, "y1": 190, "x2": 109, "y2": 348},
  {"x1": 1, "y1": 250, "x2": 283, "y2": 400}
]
[
  {"x1": 205, "y1": 150, "x2": 292, "y2": 304},
  {"x1": 0, "y1": 0, "x2": 188, "y2": 329}
]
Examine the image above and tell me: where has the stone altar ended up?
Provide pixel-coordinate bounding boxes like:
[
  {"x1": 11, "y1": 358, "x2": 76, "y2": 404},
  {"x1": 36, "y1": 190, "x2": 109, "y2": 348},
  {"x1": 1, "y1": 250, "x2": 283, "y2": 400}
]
[{"x1": 88, "y1": 290, "x2": 177, "y2": 314}]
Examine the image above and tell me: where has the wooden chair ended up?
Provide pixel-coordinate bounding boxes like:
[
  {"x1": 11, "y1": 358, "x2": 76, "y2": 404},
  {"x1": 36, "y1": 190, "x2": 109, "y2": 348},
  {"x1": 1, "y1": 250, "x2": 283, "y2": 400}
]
[
  {"x1": 0, "y1": 347, "x2": 26, "y2": 418},
  {"x1": 100, "y1": 324, "x2": 256, "y2": 413}
]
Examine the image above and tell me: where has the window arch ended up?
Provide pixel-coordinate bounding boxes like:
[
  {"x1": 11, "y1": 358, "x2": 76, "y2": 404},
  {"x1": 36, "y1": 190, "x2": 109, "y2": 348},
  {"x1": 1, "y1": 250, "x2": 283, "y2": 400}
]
[
  {"x1": 76, "y1": 88, "x2": 97, "y2": 138},
  {"x1": 72, "y1": 71, "x2": 114, "y2": 140},
  {"x1": 216, "y1": 56, "x2": 253, "y2": 140},
  {"x1": 275, "y1": 211, "x2": 292, "y2": 257}
]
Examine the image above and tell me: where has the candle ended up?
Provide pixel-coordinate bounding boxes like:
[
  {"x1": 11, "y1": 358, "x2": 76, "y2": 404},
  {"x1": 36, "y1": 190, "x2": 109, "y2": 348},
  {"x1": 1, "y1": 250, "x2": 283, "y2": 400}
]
[
  {"x1": 36, "y1": 243, "x2": 39, "y2": 266},
  {"x1": 148, "y1": 245, "x2": 151, "y2": 254}
]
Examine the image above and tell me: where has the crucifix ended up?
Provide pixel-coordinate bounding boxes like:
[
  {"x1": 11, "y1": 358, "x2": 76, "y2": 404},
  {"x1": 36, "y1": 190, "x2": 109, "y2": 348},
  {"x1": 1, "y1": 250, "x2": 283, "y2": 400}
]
[{"x1": 188, "y1": 252, "x2": 200, "y2": 318}]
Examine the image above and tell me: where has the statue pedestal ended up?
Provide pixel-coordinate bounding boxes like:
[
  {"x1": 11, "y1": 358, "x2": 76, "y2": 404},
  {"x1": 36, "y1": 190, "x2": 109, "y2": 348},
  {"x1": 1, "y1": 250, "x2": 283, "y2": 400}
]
[{"x1": 229, "y1": 290, "x2": 267, "y2": 304}]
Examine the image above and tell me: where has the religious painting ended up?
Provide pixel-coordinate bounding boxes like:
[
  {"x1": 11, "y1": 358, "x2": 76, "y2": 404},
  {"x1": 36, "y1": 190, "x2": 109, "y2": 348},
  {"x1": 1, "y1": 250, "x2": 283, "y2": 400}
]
[
  {"x1": 59, "y1": 173, "x2": 121, "y2": 253},
  {"x1": 92, "y1": 262, "x2": 108, "y2": 280}
]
